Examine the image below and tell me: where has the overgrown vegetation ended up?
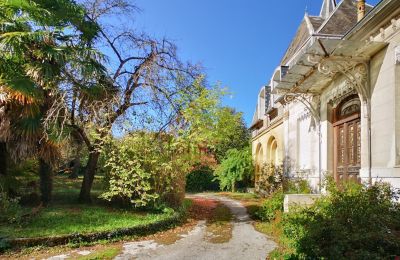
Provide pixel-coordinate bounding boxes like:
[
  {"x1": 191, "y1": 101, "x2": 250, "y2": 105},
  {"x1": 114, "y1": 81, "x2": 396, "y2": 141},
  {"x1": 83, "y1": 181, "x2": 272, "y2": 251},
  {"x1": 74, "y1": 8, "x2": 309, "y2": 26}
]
[
  {"x1": 284, "y1": 181, "x2": 400, "y2": 259},
  {"x1": 100, "y1": 132, "x2": 191, "y2": 208},
  {"x1": 256, "y1": 179, "x2": 400, "y2": 259}
]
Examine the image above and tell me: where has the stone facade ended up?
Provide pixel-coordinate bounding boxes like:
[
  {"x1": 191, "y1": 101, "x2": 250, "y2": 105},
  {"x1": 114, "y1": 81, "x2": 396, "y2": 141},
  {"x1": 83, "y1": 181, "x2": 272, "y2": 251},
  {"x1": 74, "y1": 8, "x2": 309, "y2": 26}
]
[{"x1": 251, "y1": 0, "x2": 400, "y2": 192}]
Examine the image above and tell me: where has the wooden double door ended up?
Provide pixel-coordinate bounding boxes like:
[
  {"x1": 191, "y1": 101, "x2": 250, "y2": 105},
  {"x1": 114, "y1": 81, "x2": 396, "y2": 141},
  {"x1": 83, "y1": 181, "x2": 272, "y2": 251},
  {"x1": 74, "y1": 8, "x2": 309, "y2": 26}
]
[{"x1": 334, "y1": 114, "x2": 361, "y2": 183}]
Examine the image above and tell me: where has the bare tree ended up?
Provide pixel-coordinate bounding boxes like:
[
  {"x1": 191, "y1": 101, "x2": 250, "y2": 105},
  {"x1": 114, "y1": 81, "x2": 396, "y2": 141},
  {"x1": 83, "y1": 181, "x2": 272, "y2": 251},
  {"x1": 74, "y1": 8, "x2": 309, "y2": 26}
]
[{"x1": 65, "y1": 0, "x2": 201, "y2": 202}]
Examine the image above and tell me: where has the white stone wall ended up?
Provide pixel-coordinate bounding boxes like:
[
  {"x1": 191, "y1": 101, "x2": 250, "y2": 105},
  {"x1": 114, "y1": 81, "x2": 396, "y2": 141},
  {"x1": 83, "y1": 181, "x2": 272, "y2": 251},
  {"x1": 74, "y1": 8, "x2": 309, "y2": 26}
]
[{"x1": 252, "y1": 15, "x2": 400, "y2": 192}]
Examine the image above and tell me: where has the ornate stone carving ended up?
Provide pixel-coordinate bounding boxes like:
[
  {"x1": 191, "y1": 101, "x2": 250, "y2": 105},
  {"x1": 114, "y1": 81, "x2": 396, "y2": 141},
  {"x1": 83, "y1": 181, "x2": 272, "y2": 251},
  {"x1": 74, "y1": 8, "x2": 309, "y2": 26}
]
[{"x1": 327, "y1": 79, "x2": 358, "y2": 108}]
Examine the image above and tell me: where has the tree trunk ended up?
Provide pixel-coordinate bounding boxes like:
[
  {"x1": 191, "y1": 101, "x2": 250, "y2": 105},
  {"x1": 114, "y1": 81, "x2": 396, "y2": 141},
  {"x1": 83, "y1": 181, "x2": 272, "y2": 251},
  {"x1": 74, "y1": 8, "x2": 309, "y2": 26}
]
[
  {"x1": 0, "y1": 142, "x2": 7, "y2": 177},
  {"x1": 79, "y1": 151, "x2": 100, "y2": 203},
  {"x1": 39, "y1": 158, "x2": 53, "y2": 206}
]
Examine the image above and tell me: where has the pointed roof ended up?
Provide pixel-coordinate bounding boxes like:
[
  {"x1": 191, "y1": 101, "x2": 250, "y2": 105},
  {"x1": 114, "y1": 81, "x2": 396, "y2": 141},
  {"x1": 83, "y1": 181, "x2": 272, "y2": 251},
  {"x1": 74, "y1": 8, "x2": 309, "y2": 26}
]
[
  {"x1": 280, "y1": 16, "x2": 313, "y2": 65},
  {"x1": 279, "y1": 0, "x2": 374, "y2": 66},
  {"x1": 320, "y1": 0, "x2": 337, "y2": 19}
]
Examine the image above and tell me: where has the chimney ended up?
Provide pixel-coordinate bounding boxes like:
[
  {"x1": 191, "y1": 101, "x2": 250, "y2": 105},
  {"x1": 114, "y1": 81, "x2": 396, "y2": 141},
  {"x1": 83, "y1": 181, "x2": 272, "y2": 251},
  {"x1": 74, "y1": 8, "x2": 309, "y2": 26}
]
[{"x1": 357, "y1": 0, "x2": 366, "y2": 22}]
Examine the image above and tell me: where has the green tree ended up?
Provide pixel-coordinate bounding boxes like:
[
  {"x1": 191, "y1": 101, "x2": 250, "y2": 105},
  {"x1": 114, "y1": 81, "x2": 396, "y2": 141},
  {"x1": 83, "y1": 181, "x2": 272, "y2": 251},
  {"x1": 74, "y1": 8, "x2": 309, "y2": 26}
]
[
  {"x1": 214, "y1": 148, "x2": 254, "y2": 192},
  {"x1": 101, "y1": 79, "x2": 231, "y2": 207},
  {"x1": 213, "y1": 108, "x2": 249, "y2": 162}
]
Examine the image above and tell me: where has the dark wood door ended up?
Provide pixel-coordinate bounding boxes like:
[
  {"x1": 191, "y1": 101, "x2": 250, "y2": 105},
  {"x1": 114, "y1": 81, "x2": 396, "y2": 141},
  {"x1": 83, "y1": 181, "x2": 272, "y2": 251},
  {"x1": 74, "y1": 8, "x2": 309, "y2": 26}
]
[{"x1": 334, "y1": 117, "x2": 361, "y2": 182}]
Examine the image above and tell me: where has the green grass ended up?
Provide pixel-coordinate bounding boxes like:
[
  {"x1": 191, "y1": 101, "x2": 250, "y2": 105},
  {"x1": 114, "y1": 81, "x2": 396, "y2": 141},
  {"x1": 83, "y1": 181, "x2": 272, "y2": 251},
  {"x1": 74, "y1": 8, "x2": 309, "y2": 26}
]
[
  {"x1": 1, "y1": 205, "x2": 174, "y2": 238},
  {"x1": 218, "y1": 192, "x2": 260, "y2": 201},
  {"x1": 217, "y1": 192, "x2": 263, "y2": 219},
  {"x1": 76, "y1": 247, "x2": 120, "y2": 260},
  {"x1": 0, "y1": 176, "x2": 175, "y2": 239}
]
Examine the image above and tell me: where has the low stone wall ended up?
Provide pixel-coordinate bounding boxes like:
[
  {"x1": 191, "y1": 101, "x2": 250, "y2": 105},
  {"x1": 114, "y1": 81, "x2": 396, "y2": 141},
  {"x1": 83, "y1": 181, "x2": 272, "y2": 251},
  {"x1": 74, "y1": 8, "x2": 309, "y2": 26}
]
[{"x1": 283, "y1": 194, "x2": 322, "y2": 213}]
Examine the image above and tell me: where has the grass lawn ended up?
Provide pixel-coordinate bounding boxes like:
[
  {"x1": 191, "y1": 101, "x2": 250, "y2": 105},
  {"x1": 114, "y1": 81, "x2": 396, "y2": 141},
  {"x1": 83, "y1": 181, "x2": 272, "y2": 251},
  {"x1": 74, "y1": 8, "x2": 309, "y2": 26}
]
[{"x1": 0, "y1": 176, "x2": 176, "y2": 239}]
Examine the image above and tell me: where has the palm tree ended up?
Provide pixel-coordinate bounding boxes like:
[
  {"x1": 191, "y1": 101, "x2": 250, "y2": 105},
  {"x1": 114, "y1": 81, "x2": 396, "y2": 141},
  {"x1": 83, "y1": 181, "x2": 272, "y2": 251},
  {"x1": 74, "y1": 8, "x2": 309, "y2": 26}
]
[{"x1": 0, "y1": 0, "x2": 102, "y2": 205}]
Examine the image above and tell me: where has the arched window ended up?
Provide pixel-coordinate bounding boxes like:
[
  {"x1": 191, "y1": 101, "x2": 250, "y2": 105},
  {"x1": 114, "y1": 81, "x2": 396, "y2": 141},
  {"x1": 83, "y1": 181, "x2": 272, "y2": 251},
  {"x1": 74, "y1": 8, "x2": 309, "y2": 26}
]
[{"x1": 335, "y1": 95, "x2": 361, "y2": 121}]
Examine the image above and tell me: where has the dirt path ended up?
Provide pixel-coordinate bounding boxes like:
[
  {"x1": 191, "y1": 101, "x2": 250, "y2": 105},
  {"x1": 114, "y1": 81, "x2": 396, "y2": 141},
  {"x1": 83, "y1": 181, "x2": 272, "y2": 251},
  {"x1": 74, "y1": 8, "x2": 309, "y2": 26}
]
[{"x1": 115, "y1": 194, "x2": 276, "y2": 260}]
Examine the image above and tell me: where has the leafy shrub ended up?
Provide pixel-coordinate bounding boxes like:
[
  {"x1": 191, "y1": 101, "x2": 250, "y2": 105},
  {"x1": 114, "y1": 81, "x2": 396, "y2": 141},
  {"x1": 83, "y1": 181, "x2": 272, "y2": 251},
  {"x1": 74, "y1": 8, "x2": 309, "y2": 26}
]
[
  {"x1": 257, "y1": 190, "x2": 284, "y2": 221},
  {"x1": 214, "y1": 148, "x2": 254, "y2": 192},
  {"x1": 283, "y1": 180, "x2": 400, "y2": 259},
  {"x1": 1, "y1": 159, "x2": 38, "y2": 195},
  {"x1": 186, "y1": 166, "x2": 219, "y2": 192},
  {"x1": 285, "y1": 178, "x2": 312, "y2": 194},
  {"x1": 100, "y1": 132, "x2": 191, "y2": 209},
  {"x1": 256, "y1": 177, "x2": 311, "y2": 222},
  {"x1": 0, "y1": 191, "x2": 22, "y2": 224}
]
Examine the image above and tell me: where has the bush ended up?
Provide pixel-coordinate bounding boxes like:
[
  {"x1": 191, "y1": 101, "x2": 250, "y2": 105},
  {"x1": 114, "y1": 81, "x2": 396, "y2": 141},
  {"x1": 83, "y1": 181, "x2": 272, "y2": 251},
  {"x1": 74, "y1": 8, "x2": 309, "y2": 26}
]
[
  {"x1": 283, "y1": 181, "x2": 400, "y2": 259},
  {"x1": 256, "y1": 178, "x2": 312, "y2": 222},
  {"x1": 257, "y1": 163, "x2": 284, "y2": 195},
  {"x1": 0, "y1": 191, "x2": 22, "y2": 224},
  {"x1": 257, "y1": 190, "x2": 284, "y2": 221},
  {"x1": 186, "y1": 166, "x2": 219, "y2": 192},
  {"x1": 100, "y1": 133, "x2": 191, "y2": 209}
]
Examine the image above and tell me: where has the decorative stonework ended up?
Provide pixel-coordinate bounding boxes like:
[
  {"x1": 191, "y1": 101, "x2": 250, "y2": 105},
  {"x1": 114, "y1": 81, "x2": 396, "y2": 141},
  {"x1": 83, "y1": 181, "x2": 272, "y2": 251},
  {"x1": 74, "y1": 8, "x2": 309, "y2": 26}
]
[{"x1": 327, "y1": 80, "x2": 358, "y2": 108}]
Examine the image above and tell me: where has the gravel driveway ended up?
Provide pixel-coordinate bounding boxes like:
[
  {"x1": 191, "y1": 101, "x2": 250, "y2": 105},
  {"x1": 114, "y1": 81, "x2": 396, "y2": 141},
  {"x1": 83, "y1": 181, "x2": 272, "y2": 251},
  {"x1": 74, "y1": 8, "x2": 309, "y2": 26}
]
[{"x1": 115, "y1": 194, "x2": 276, "y2": 260}]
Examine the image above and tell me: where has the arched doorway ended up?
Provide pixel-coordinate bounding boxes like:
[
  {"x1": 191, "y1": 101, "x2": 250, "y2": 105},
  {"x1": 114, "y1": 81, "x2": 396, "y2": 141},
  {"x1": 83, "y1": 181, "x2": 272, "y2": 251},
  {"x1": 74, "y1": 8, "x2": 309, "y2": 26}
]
[
  {"x1": 333, "y1": 95, "x2": 361, "y2": 183},
  {"x1": 267, "y1": 136, "x2": 279, "y2": 165}
]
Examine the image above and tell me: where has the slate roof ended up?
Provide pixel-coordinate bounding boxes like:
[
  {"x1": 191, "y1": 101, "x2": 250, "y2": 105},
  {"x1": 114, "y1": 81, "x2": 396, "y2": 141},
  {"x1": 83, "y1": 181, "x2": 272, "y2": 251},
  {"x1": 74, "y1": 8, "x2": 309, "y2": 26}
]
[
  {"x1": 317, "y1": 0, "x2": 373, "y2": 35},
  {"x1": 280, "y1": 20, "x2": 311, "y2": 66},
  {"x1": 279, "y1": 0, "x2": 374, "y2": 66},
  {"x1": 309, "y1": 16, "x2": 325, "y2": 31}
]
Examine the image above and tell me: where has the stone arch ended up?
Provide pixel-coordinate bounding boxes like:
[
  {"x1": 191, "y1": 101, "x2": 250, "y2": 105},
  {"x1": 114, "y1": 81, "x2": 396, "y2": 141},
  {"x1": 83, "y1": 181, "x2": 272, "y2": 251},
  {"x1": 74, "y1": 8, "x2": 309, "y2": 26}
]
[
  {"x1": 255, "y1": 143, "x2": 264, "y2": 183},
  {"x1": 267, "y1": 136, "x2": 280, "y2": 165}
]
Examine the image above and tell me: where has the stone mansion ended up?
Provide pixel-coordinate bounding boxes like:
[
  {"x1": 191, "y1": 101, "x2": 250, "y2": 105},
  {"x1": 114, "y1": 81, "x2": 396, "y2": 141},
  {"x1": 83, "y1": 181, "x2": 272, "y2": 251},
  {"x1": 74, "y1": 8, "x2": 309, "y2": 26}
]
[{"x1": 251, "y1": 0, "x2": 400, "y2": 192}]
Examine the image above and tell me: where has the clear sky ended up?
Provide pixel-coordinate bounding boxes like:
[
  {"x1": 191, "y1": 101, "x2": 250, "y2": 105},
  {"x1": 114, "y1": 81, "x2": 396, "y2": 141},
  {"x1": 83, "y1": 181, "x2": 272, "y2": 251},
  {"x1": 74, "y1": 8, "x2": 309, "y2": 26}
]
[{"x1": 133, "y1": 0, "x2": 381, "y2": 126}]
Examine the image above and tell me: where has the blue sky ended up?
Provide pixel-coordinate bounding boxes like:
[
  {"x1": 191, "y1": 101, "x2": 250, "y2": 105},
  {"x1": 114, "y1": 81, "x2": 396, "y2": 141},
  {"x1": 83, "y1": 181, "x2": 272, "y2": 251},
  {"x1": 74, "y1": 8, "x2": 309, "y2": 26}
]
[{"x1": 134, "y1": 0, "x2": 380, "y2": 126}]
